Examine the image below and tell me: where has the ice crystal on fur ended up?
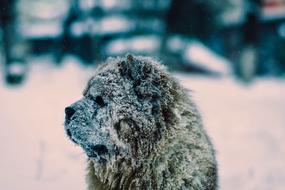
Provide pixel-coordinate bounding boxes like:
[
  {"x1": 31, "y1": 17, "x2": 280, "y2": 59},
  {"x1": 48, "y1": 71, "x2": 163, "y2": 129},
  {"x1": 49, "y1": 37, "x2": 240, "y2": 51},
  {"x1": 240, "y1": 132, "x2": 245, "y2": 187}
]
[{"x1": 64, "y1": 54, "x2": 217, "y2": 190}]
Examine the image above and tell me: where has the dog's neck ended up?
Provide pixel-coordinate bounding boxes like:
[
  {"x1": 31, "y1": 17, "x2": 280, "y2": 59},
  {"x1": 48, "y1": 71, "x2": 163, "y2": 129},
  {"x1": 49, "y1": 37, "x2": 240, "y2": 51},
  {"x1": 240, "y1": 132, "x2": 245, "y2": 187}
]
[
  {"x1": 86, "y1": 158, "x2": 146, "y2": 189},
  {"x1": 85, "y1": 103, "x2": 203, "y2": 190},
  {"x1": 86, "y1": 127, "x2": 192, "y2": 190}
]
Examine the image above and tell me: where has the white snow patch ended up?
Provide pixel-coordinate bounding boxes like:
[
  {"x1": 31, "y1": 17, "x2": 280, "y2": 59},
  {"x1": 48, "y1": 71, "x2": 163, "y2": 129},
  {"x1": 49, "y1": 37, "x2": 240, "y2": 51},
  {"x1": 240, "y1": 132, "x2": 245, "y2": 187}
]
[
  {"x1": 0, "y1": 56, "x2": 94, "y2": 190},
  {"x1": 20, "y1": 22, "x2": 63, "y2": 39},
  {"x1": 167, "y1": 36, "x2": 231, "y2": 75},
  {"x1": 183, "y1": 41, "x2": 231, "y2": 75},
  {"x1": 70, "y1": 16, "x2": 134, "y2": 37},
  {"x1": 105, "y1": 35, "x2": 160, "y2": 55}
]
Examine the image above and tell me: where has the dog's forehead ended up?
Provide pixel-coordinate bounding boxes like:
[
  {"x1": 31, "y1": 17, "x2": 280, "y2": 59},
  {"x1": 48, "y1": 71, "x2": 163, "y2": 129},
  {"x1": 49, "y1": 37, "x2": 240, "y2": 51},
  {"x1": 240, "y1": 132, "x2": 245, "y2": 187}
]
[{"x1": 83, "y1": 66, "x2": 122, "y2": 96}]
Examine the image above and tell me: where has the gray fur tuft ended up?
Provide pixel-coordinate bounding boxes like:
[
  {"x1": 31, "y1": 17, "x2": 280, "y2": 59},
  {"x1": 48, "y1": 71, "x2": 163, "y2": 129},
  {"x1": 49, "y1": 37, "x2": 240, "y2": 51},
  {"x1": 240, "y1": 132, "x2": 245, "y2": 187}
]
[{"x1": 64, "y1": 55, "x2": 217, "y2": 190}]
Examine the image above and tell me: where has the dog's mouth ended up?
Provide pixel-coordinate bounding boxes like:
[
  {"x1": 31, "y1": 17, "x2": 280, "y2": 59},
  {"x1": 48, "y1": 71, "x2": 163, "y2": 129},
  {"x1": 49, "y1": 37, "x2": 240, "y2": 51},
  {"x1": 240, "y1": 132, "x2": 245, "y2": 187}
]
[
  {"x1": 65, "y1": 130, "x2": 109, "y2": 163},
  {"x1": 85, "y1": 144, "x2": 109, "y2": 164},
  {"x1": 65, "y1": 128, "x2": 78, "y2": 144},
  {"x1": 64, "y1": 122, "x2": 111, "y2": 164}
]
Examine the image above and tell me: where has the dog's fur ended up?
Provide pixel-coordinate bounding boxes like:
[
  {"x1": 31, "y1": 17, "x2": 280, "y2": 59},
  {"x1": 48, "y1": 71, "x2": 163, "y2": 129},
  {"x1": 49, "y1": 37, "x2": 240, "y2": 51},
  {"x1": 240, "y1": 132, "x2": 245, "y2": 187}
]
[{"x1": 64, "y1": 55, "x2": 217, "y2": 190}]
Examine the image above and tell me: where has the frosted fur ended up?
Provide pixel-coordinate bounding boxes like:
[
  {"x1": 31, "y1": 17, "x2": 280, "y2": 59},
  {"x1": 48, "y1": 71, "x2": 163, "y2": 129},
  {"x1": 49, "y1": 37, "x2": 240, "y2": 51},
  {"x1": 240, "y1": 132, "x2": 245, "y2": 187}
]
[{"x1": 64, "y1": 55, "x2": 217, "y2": 190}]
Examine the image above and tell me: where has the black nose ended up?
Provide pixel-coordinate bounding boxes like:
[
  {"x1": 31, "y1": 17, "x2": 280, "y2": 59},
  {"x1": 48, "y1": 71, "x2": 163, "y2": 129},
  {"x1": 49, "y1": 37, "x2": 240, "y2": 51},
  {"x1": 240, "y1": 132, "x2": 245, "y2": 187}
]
[
  {"x1": 65, "y1": 106, "x2": 76, "y2": 120},
  {"x1": 92, "y1": 145, "x2": 108, "y2": 155}
]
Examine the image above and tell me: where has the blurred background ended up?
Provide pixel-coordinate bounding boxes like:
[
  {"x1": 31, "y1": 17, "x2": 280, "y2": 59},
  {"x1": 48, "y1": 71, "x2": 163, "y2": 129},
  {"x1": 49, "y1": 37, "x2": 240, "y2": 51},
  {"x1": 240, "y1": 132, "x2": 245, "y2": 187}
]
[{"x1": 0, "y1": 0, "x2": 285, "y2": 189}]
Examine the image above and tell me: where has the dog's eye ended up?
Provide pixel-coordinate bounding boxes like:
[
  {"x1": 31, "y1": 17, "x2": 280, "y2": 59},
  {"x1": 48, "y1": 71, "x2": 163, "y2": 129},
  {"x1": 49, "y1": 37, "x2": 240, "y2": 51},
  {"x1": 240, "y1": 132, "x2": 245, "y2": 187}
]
[{"x1": 94, "y1": 96, "x2": 105, "y2": 107}]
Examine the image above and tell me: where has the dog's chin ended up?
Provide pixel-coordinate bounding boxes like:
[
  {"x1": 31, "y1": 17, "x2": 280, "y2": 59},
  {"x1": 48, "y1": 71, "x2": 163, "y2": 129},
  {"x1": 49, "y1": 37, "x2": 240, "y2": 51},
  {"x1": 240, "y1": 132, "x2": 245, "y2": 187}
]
[
  {"x1": 86, "y1": 151, "x2": 108, "y2": 164},
  {"x1": 92, "y1": 156, "x2": 108, "y2": 164},
  {"x1": 82, "y1": 145, "x2": 109, "y2": 164},
  {"x1": 64, "y1": 121, "x2": 109, "y2": 165}
]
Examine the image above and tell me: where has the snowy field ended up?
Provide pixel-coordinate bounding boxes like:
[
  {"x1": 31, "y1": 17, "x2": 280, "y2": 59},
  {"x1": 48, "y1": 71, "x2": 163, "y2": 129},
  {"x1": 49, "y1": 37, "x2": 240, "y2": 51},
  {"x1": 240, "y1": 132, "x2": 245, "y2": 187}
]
[{"x1": 0, "y1": 56, "x2": 285, "y2": 190}]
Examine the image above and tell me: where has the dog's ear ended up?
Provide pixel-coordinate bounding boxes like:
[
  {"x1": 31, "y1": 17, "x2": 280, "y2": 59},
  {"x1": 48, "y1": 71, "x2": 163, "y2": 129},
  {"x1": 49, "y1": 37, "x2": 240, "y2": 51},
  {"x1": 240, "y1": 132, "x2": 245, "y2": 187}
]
[
  {"x1": 118, "y1": 54, "x2": 153, "y2": 80},
  {"x1": 118, "y1": 54, "x2": 135, "y2": 80},
  {"x1": 126, "y1": 54, "x2": 134, "y2": 62},
  {"x1": 118, "y1": 55, "x2": 172, "y2": 102},
  {"x1": 115, "y1": 119, "x2": 140, "y2": 141}
]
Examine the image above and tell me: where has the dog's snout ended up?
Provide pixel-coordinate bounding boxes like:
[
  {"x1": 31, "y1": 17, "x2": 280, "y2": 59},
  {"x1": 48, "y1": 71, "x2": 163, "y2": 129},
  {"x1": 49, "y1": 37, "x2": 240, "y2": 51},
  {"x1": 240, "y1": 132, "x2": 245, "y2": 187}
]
[
  {"x1": 92, "y1": 145, "x2": 108, "y2": 155},
  {"x1": 65, "y1": 106, "x2": 76, "y2": 120}
]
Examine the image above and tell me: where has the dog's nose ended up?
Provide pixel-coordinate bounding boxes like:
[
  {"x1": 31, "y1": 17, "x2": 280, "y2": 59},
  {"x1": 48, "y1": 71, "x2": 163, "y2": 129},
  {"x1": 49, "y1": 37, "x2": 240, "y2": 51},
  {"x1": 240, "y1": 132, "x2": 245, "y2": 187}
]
[
  {"x1": 65, "y1": 106, "x2": 76, "y2": 120},
  {"x1": 92, "y1": 145, "x2": 108, "y2": 155}
]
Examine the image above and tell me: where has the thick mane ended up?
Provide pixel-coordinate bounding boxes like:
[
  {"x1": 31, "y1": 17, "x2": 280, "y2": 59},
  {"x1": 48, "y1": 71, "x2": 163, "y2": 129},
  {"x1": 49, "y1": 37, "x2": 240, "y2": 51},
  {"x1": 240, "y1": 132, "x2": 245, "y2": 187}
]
[
  {"x1": 67, "y1": 55, "x2": 217, "y2": 190},
  {"x1": 65, "y1": 55, "x2": 217, "y2": 190}
]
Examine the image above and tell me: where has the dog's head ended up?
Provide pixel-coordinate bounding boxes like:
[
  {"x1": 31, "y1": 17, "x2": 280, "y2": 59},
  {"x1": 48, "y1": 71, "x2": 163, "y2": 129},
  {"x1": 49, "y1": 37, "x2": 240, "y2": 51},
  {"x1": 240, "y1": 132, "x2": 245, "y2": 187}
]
[{"x1": 64, "y1": 55, "x2": 180, "y2": 165}]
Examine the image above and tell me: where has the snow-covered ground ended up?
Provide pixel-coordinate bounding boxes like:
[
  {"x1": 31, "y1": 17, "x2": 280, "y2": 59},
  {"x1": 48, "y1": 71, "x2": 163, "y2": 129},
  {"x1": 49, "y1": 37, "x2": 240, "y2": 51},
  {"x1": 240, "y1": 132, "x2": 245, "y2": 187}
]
[{"x1": 0, "y1": 56, "x2": 285, "y2": 190}]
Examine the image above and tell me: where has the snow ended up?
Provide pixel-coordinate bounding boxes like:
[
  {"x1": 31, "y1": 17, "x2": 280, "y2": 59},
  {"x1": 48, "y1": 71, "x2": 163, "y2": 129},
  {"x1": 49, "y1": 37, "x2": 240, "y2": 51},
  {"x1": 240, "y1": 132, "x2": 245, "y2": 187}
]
[
  {"x1": 18, "y1": 0, "x2": 69, "y2": 20},
  {"x1": 183, "y1": 41, "x2": 231, "y2": 75},
  {"x1": 100, "y1": 16, "x2": 133, "y2": 34},
  {"x1": 20, "y1": 22, "x2": 63, "y2": 39},
  {"x1": 7, "y1": 62, "x2": 27, "y2": 75},
  {"x1": 70, "y1": 16, "x2": 134, "y2": 37},
  {"x1": 1, "y1": 56, "x2": 285, "y2": 189},
  {"x1": 167, "y1": 36, "x2": 231, "y2": 75},
  {"x1": 18, "y1": 0, "x2": 68, "y2": 39},
  {"x1": 105, "y1": 35, "x2": 160, "y2": 55}
]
